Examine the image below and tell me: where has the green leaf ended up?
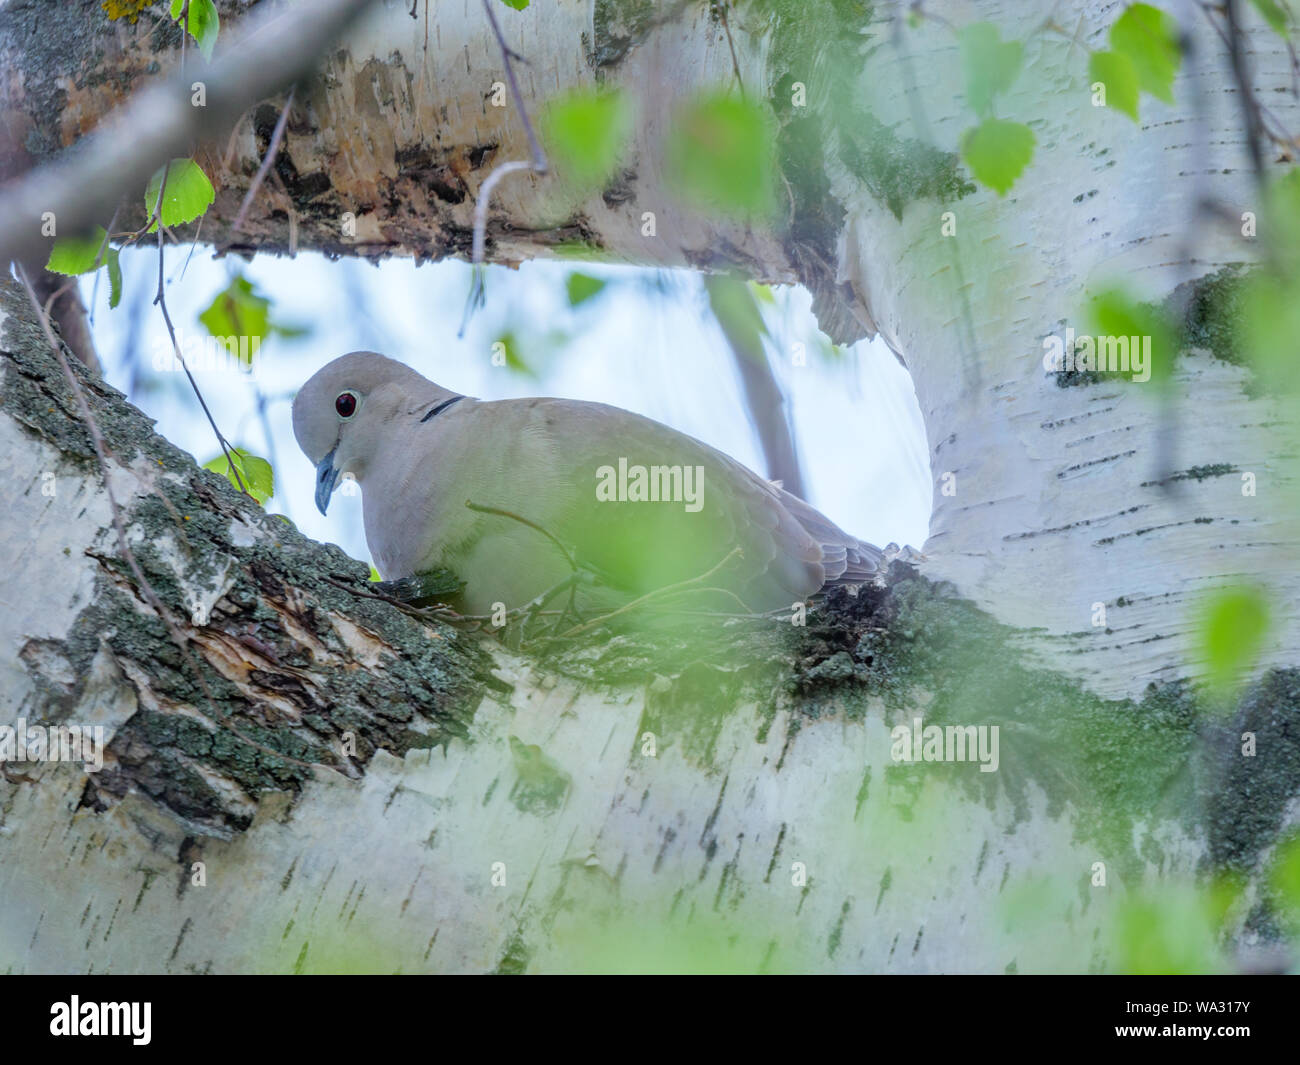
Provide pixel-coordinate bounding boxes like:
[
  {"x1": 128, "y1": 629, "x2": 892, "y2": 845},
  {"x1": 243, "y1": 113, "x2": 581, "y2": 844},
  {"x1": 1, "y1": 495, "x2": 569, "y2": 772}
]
[
  {"x1": 368, "y1": 565, "x2": 383, "y2": 582},
  {"x1": 203, "y1": 448, "x2": 273, "y2": 504},
  {"x1": 542, "y1": 90, "x2": 631, "y2": 187},
  {"x1": 499, "y1": 0, "x2": 529, "y2": 10},
  {"x1": 1087, "y1": 286, "x2": 1177, "y2": 384},
  {"x1": 106, "y1": 246, "x2": 123, "y2": 309},
  {"x1": 959, "y1": 119, "x2": 1034, "y2": 196},
  {"x1": 1241, "y1": 272, "x2": 1300, "y2": 394},
  {"x1": 1262, "y1": 168, "x2": 1300, "y2": 272},
  {"x1": 46, "y1": 227, "x2": 111, "y2": 276},
  {"x1": 171, "y1": 0, "x2": 220, "y2": 60},
  {"x1": 705, "y1": 275, "x2": 768, "y2": 359},
  {"x1": 565, "y1": 272, "x2": 607, "y2": 306},
  {"x1": 1269, "y1": 834, "x2": 1300, "y2": 926},
  {"x1": 493, "y1": 331, "x2": 533, "y2": 376},
  {"x1": 195, "y1": 274, "x2": 307, "y2": 358},
  {"x1": 1110, "y1": 2, "x2": 1181, "y2": 104},
  {"x1": 145, "y1": 158, "x2": 215, "y2": 231},
  {"x1": 1250, "y1": 0, "x2": 1291, "y2": 35},
  {"x1": 666, "y1": 92, "x2": 774, "y2": 215},
  {"x1": 958, "y1": 22, "x2": 1024, "y2": 118},
  {"x1": 1195, "y1": 586, "x2": 1270, "y2": 697},
  {"x1": 1089, "y1": 50, "x2": 1141, "y2": 121},
  {"x1": 1114, "y1": 890, "x2": 1222, "y2": 974},
  {"x1": 198, "y1": 275, "x2": 269, "y2": 363},
  {"x1": 748, "y1": 282, "x2": 775, "y2": 305}
]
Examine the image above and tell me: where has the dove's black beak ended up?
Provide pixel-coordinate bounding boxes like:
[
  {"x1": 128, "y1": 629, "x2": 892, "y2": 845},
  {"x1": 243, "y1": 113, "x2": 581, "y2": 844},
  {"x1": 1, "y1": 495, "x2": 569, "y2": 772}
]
[{"x1": 315, "y1": 448, "x2": 339, "y2": 516}]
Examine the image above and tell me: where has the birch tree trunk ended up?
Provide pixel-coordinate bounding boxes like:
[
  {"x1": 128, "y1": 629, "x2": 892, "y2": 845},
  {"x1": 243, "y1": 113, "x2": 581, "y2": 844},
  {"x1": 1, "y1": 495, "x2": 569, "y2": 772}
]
[{"x1": 0, "y1": 0, "x2": 1296, "y2": 973}]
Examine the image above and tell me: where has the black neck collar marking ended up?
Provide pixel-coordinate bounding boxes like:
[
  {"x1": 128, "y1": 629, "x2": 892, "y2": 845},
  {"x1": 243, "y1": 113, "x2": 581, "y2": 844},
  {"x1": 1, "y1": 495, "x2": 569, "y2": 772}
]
[{"x1": 420, "y1": 395, "x2": 465, "y2": 423}]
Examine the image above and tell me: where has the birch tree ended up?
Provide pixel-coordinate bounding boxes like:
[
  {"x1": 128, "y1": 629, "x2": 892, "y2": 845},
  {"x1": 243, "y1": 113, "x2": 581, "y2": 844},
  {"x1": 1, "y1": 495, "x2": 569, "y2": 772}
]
[{"x1": 0, "y1": 0, "x2": 1297, "y2": 973}]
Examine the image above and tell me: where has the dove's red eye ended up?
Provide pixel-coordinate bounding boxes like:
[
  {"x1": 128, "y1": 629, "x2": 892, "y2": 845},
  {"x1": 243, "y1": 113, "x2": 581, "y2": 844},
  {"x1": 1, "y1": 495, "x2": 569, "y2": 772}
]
[{"x1": 335, "y1": 392, "x2": 357, "y2": 418}]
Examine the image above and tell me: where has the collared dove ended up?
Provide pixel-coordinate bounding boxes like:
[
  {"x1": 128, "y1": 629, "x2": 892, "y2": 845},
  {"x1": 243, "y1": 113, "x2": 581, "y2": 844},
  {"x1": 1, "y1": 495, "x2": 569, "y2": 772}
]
[{"x1": 292, "y1": 352, "x2": 884, "y2": 617}]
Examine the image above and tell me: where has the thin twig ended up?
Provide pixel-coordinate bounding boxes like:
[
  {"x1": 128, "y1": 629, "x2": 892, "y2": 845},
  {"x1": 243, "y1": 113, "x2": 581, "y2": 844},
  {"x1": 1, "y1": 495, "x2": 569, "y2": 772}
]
[
  {"x1": 1223, "y1": 0, "x2": 1267, "y2": 187},
  {"x1": 555, "y1": 547, "x2": 745, "y2": 639},
  {"x1": 232, "y1": 87, "x2": 296, "y2": 232},
  {"x1": 148, "y1": 161, "x2": 249, "y2": 494},
  {"x1": 717, "y1": 2, "x2": 745, "y2": 96},
  {"x1": 460, "y1": 0, "x2": 549, "y2": 335},
  {"x1": 465, "y1": 499, "x2": 578, "y2": 572}
]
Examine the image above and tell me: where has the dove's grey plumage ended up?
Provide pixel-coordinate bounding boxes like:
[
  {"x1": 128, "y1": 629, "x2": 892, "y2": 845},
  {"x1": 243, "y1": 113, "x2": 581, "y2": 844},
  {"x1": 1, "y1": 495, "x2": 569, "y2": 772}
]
[{"x1": 292, "y1": 352, "x2": 883, "y2": 615}]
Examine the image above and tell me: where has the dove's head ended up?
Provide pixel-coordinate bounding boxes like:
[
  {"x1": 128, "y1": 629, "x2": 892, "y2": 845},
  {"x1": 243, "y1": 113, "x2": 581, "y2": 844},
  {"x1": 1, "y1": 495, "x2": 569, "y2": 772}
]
[{"x1": 292, "y1": 351, "x2": 453, "y2": 515}]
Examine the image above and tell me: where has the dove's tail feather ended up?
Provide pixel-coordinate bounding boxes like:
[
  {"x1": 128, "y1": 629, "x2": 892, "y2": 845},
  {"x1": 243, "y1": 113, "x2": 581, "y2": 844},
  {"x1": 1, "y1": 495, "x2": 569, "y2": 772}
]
[{"x1": 771, "y1": 487, "x2": 888, "y2": 588}]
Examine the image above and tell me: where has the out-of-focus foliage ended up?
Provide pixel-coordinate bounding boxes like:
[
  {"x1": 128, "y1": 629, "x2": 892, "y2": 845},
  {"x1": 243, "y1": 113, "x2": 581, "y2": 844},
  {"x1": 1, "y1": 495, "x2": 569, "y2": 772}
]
[
  {"x1": 541, "y1": 89, "x2": 631, "y2": 188},
  {"x1": 959, "y1": 22, "x2": 1023, "y2": 119},
  {"x1": 564, "y1": 272, "x2": 607, "y2": 307},
  {"x1": 1087, "y1": 285, "x2": 1177, "y2": 385},
  {"x1": 666, "y1": 92, "x2": 774, "y2": 215},
  {"x1": 1195, "y1": 586, "x2": 1272, "y2": 701},
  {"x1": 198, "y1": 274, "x2": 308, "y2": 363},
  {"x1": 1090, "y1": 2, "x2": 1182, "y2": 122}
]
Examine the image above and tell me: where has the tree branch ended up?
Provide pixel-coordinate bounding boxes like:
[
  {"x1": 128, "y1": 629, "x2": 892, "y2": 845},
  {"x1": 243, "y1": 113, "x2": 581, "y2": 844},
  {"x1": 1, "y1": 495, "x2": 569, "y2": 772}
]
[{"x1": 0, "y1": 0, "x2": 379, "y2": 268}]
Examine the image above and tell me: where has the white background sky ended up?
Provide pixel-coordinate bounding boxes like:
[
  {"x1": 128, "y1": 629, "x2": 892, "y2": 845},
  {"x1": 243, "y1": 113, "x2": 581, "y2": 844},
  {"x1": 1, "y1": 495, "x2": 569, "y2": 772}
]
[{"x1": 82, "y1": 248, "x2": 932, "y2": 568}]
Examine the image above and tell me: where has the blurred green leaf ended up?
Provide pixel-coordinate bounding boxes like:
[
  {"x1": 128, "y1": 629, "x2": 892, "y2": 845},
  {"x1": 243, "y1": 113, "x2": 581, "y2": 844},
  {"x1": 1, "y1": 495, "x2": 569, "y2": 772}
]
[
  {"x1": 960, "y1": 119, "x2": 1034, "y2": 195},
  {"x1": 493, "y1": 330, "x2": 534, "y2": 376},
  {"x1": 106, "y1": 246, "x2": 123, "y2": 309},
  {"x1": 705, "y1": 275, "x2": 767, "y2": 359},
  {"x1": 368, "y1": 565, "x2": 382, "y2": 582},
  {"x1": 145, "y1": 158, "x2": 215, "y2": 231},
  {"x1": 1241, "y1": 272, "x2": 1300, "y2": 394},
  {"x1": 542, "y1": 89, "x2": 631, "y2": 187},
  {"x1": 1110, "y1": 3, "x2": 1181, "y2": 104},
  {"x1": 958, "y1": 22, "x2": 1023, "y2": 118},
  {"x1": 748, "y1": 281, "x2": 775, "y2": 305},
  {"x1": 1195, "y1": 586, "x2": 1270, "y2": 697},
  {"x1": 1087, "y1": 286, "x2": 1177, "y2": 385},
  {"x1": 203, "y1": 448, "x2": 273, "y2": 503},
  {"x1": 1115, "y1": 890, "x2": 1224, "y2": 974},
  {"x1": 499, "y1": 0, "x2": 529, "y2": 9},
  {"x1": 1089, "y1": 50, "x2": 1141, "y2": 121},
  {"x1": 666, "y1": 92, "x2": 774, "y2": 215},
  {"x1": 1269, "y1": 833, "x2": 1300, "y2": 924},
  {"x1": 199, "y1": 275, "x2": 268, "y2": 362},
  {"x1": 565, "y1": 272, "x2": 607, "y2": 306},
  {"x1": 1205, "y1": 871, "x2": 1245, "y2": 932},
  {"x1": 198, "y1": 274, "x2": 307, "y2": 363},
  {"x1": 1250, "y1": 0, "x2": 1291, "y2": 35}
]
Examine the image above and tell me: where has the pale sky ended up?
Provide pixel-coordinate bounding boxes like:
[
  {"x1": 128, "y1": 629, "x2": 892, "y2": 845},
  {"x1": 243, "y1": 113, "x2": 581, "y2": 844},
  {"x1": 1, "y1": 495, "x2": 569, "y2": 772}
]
[{"x1": 83, "y1": 248, "x2": 932, "y2": 568}]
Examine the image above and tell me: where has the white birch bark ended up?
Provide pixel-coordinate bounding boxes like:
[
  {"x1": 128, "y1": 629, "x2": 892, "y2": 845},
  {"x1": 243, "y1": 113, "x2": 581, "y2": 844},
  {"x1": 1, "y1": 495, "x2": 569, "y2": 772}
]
[{"x1": 0, "y1": 0, "x2": 1295, "y2": 973}]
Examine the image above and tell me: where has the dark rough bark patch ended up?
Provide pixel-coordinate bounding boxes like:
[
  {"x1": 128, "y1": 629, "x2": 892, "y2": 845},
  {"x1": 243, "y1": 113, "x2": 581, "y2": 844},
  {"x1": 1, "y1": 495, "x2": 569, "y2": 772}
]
[
  {"x1": 1, "y1": 278, "x2": 491, "y2": 837},
  {"x1": 583, "y1": 0, "x2": 655, "y2": 71},
  {"x1": 0, "y1": 0, "x2": 118, "y2": 165}
]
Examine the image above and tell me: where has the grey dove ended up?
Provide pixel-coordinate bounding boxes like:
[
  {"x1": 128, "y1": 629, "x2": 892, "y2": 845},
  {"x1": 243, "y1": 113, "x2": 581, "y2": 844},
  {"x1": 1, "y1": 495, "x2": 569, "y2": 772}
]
[{"x1": 292, "y1": 352, "x2": 884, "y2": 617}]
